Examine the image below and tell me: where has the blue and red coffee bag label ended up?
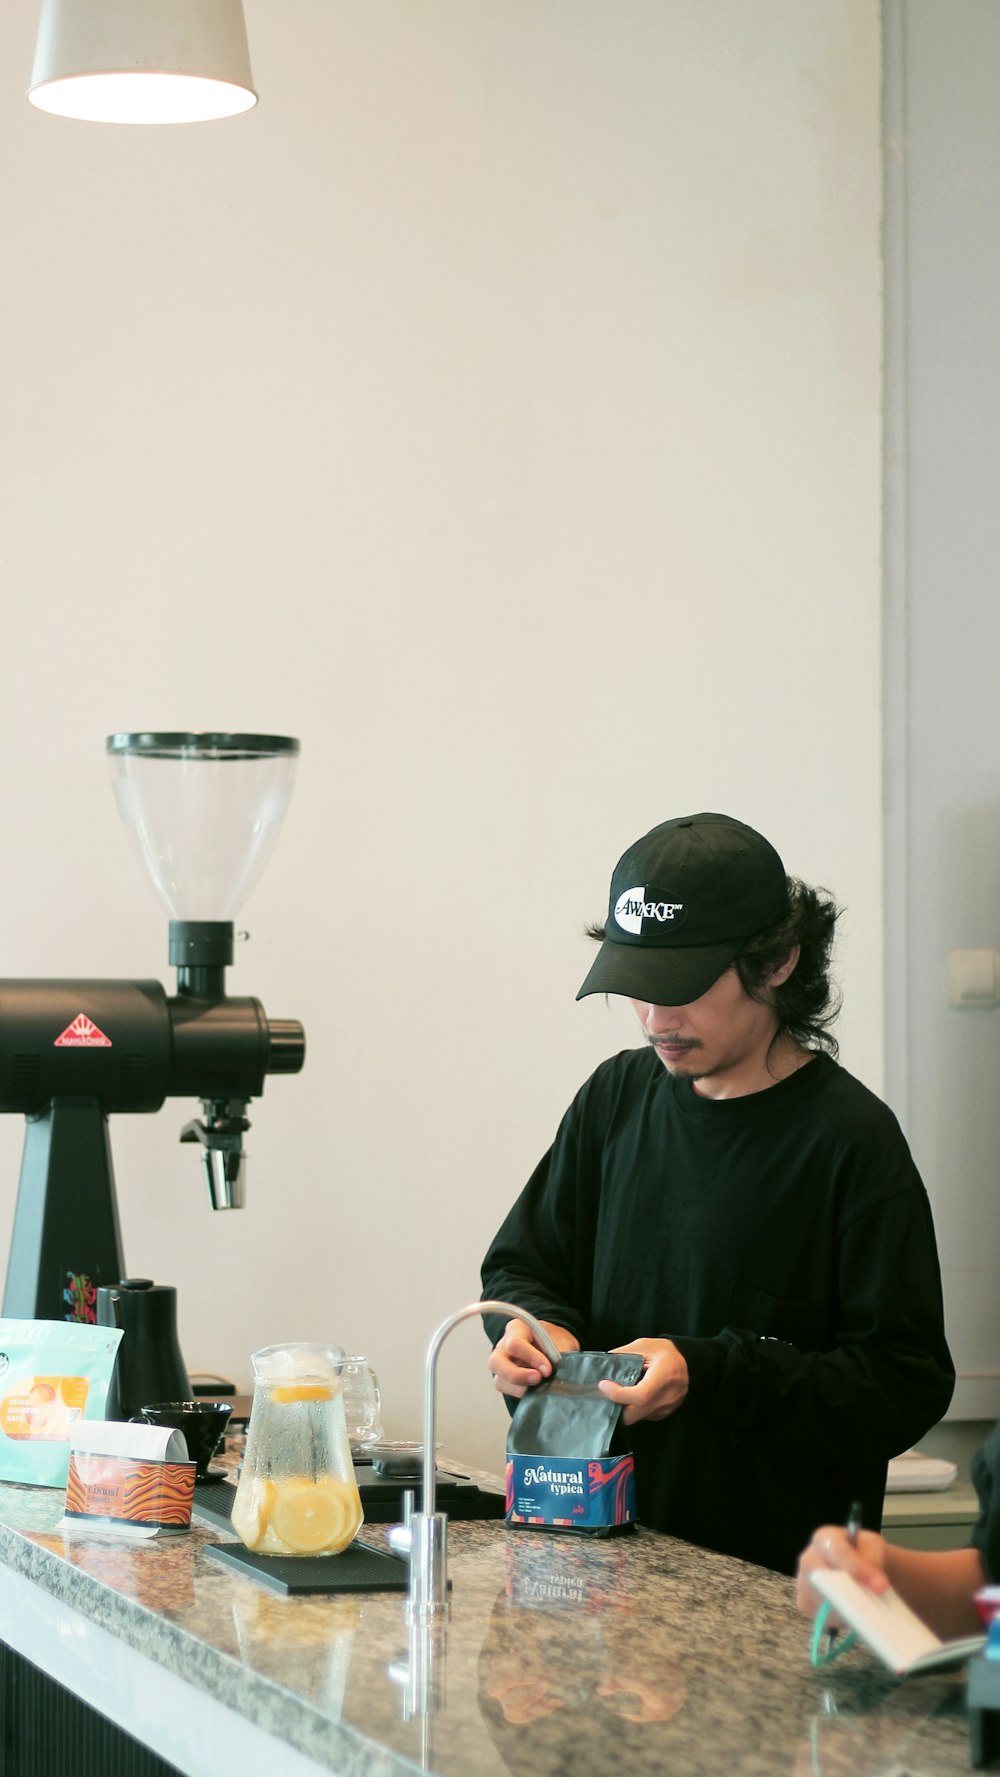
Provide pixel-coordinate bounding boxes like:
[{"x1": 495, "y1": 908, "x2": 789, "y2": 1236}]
[{"x1": 506, "y1": 1453, "x2": 636, "y2": 1532}]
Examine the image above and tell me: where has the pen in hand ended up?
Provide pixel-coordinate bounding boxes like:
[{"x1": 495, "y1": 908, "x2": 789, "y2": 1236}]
[{"x1": 822, "y1": 1500, "x2": 864, "y2": 1655}]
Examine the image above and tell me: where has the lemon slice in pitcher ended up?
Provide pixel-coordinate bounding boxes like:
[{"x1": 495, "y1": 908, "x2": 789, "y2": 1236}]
[
  {"x1": 271, "y1": 1478, "x2": 362, "y2": 1554},
  {"x1": 231, "y1": 1476, "x2": 276, "y2": 1551},
  {"x1": 268, "y1": 1382, "x2": 333, "y2": 1404}
]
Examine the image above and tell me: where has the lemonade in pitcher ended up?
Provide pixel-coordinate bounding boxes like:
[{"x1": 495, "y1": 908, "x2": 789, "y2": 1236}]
[{"x1": 231, "y1": 1344, "x2": 364, "y2": 1556}]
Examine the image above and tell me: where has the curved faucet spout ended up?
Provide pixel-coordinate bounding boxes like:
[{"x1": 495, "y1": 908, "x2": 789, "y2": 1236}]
[
  {"x1": 407, "y1": 1299, "x2": 561, "y2": 1619},
  {"x1": 422, "y1": 1300, "x2": 560, "y2": 1516}
]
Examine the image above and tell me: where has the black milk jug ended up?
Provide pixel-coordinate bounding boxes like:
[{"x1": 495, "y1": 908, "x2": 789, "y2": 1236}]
[{"x1": 96, "y1": 1277, "x2": 191, "y2": 1420}]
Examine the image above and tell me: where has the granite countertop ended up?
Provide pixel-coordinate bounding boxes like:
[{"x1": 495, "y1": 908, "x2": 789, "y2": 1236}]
[{"x1": 0, "y1": 1475, "x2": 980, "y2": 1777}]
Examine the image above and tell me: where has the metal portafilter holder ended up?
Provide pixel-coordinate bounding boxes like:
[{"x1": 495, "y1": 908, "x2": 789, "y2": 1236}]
[{"x1": 0, "y1": 733, "x2": 305, "y2": 1324}]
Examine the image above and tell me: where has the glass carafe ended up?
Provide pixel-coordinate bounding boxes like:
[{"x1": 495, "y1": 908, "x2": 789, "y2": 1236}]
[
  {"x1": 231, "y1": 1343, "x2": 363, "y2": 1557},
  {"x1": 340, "y1": 1356, "x2": 383, "y2": 1453}
]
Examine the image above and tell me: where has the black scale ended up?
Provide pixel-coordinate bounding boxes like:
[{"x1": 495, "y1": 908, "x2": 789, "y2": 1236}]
[{"x1": 353, "y1": 1461, "x2": 504, "y2": 1521}]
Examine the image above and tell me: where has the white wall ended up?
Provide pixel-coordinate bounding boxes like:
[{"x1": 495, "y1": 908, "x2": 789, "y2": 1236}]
[
  {"x1": 884, "y1": 0, "x2": 1000, "y2": 1421},
  {"x1": 0, "y1": 1, "x2": 882, "y2": 1471}
]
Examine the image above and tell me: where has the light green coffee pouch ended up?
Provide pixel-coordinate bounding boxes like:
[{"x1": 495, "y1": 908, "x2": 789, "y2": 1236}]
[{"x1": 0, "y1": 1319, "x2": 123, "y2": 1487}]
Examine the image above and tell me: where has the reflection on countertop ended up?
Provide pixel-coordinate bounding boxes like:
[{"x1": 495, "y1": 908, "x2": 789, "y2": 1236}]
[{"x1": 0, "y1": 1474, "x2": 979, "y2": 1777}]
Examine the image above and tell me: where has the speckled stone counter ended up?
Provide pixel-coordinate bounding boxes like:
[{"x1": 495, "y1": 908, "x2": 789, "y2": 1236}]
[{"x1": 0, "y1": 1475, "x2": 981, "y2": 1777}]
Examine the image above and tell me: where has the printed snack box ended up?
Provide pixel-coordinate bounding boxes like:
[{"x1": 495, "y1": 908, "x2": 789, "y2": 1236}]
[{"x1": 62, "y1": 1421, "x2": 195, "y2": 1537}]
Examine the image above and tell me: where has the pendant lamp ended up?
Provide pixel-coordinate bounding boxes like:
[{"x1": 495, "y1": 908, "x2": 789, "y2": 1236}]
[{"x1": 27, "y1": 0, "x2": 257, "y2": 124}]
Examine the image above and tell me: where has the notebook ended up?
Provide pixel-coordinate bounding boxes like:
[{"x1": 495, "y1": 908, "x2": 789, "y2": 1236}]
[{"x1": 810, "y1": 1569, "x2": 986, "y2": 1675}]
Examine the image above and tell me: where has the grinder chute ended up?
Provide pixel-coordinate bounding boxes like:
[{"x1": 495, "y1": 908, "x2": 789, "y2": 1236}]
[{"x1": 0, "y1": 732, "x2": 305, "y2": 1324}]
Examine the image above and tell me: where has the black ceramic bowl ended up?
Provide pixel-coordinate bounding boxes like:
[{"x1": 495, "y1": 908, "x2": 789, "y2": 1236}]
[{"x1": 137, "y1": 1400, "x2": 233, "y2": 1478}]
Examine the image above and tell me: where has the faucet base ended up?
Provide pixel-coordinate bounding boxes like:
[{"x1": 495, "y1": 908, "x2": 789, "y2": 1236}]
[{"x1": 407, "y1": 1511, "x2": 449, "y2": 1618}]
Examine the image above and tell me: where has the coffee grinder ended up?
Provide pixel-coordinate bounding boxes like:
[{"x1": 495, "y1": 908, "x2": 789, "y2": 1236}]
[{"x1": 0, "y1": 732, "x2": 305, "y2": 1323}]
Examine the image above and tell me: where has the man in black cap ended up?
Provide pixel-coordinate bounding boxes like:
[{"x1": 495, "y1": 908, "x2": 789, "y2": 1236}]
[{"x1": 481, "y1": 813, "x2": 954, "y2": 1574}]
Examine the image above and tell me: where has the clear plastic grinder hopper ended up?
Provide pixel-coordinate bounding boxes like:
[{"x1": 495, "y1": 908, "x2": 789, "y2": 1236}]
[
  {"x1": 106, "y1": 731, "x2": 303, "y2": 1207},
  {"x1": 107, "y1": 731, "x2": 299, "y2": 930}
]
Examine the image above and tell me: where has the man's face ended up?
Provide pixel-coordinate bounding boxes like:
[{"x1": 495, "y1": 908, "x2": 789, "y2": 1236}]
[{"x1": 631, "y1": 964, "x2": 783, "y2": 1099}]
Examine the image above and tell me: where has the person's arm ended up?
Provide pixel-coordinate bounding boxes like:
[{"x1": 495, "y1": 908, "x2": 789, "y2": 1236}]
[
  {"x1": 795, "y1": 1522, "x2": 985, "y2": 1640},
  {"x1": 644, "y1": 1167, "x2": 954, "y2": 1472},
  {"x1": 481, "y1": 1075, "x2": 602, "y2": 1362},
  {"x1": 598, "y1": 1164, "x2": 953, "y2": 1444},
  {"x1": 884, "y1": 1544, "x2": 984, "y2": 1637}
]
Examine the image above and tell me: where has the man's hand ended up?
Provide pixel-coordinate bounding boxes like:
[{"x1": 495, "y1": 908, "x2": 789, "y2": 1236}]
[
  {"x1": 795, "y1": 1525, "x2": 890, "y2": 1622},
  {"x1": 597, "y1": 1338, "x2": 689, "y2": 1424},
  {"x1": 488, "y1": 1319, "x2": 580, "y2": 1399}
]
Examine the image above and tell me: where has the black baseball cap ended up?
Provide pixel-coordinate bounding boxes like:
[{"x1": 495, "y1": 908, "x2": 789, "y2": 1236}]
[{"x1": 576, "y1": 812, "x2": 790, "y2": 1006}]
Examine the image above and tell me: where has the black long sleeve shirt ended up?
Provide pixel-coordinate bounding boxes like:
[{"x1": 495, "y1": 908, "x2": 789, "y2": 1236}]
[{"x1": 481, "y1": 1049, "x2": 955, "y2": 1573}]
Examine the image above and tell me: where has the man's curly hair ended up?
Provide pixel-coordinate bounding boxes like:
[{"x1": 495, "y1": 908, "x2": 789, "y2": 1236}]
[{"x1": 734, "y1": 878, "x2": 841, "y2": 1058}]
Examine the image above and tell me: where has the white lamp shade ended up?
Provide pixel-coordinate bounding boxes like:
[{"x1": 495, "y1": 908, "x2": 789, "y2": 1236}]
[{"x1": 28, "y1": 0, "x2": 257, "y2": 123}]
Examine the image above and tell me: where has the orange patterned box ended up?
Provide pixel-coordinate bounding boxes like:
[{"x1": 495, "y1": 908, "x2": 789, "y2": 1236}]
[{"x1": 65, "y1": 1449, "x2": 195, "y2": 1529}]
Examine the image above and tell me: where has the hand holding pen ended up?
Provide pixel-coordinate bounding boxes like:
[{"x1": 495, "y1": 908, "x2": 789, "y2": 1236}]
[
  {"x1": 795, "y1": 1501, "x2": 891, "y2": 1665},
  {"x1": 818, "y1": 1502, "x2": 863, "y2": 1657}
]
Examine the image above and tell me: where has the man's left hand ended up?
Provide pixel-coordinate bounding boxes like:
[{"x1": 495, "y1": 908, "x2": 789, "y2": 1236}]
[{"x1": 598, "y1": 1338, "x2": 689, "y2": 1423}]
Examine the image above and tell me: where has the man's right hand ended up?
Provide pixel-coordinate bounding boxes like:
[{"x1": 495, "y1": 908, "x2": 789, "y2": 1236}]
[{"x1": 488, "y1": 1319, "x2": 580, "y2": 1398}]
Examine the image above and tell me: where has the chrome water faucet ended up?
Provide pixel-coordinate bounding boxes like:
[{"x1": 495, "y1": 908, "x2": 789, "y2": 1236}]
[{"x1": 407, "y1": 1299, "x2": 561, "y2": 1618}]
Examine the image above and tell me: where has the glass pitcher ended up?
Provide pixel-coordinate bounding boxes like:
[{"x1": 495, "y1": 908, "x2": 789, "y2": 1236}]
[
  {"x1": 231, "y1": 1344, "x2": 363, "y2": 1557},
  {"x1": 340, "y1": 1356, "x2": 383, "y2": 1453}
]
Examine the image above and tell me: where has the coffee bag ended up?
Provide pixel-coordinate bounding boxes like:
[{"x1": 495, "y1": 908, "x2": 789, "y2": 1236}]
[
  {"x1": 506, "y1": 1350, "x2": 644, "y2": 1534},
  {"x1": 0, "y1": 1318, "x2": 123, "y2": 1486}
]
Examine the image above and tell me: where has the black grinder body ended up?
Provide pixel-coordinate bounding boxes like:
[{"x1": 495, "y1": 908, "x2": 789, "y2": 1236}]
[{"x1": 0, "y1": 976, "x2": 303, "y2": 1322}]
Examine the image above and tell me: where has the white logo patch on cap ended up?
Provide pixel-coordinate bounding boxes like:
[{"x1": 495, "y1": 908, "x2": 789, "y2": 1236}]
[{"x1": 614, "y1": 886, "x2": 685, "y2": 935}]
